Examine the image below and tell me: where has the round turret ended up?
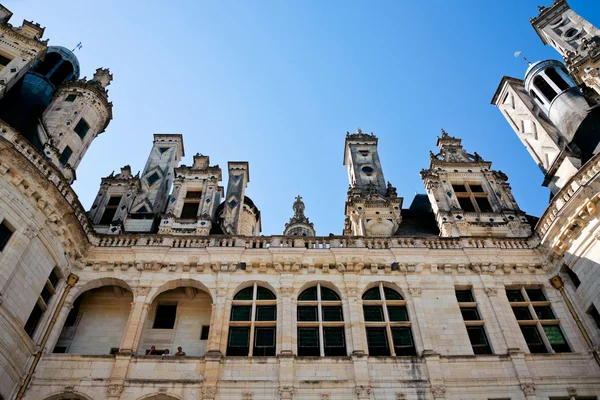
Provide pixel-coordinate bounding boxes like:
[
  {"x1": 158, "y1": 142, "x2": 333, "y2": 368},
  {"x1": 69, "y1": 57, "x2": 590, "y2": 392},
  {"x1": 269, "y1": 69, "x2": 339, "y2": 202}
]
[{"x1": 524, "y1": 59, "x2": 597, "y2": 145}]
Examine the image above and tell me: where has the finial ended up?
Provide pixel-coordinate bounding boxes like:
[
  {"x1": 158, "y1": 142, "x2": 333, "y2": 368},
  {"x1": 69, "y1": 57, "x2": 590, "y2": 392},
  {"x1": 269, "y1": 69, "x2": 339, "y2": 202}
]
[
  {"x1": 430, "y1": 150, "x2": 435, "y2": 159},
  {"x1": 538, "y1": 5, "x2": 546, "y2": 12},
  {"x1": 514, "y1": 51, "x2": 532, "y2": 66},
  {"x1": 357, "y1": 127, "x2": 362, "y2": 134},
  {"x1": 72, "y1": 42, "x2": 82, "y2": 52},
  {"x1": 441, "y1": 128, "x2": 448, "y2": 138}
]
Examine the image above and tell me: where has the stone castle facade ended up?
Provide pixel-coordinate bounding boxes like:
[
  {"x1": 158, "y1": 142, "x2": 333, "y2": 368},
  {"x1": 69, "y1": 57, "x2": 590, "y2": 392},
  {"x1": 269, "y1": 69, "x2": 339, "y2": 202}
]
[{"x1": 1, "y1": 1, "x2": 600, "y2": 399}]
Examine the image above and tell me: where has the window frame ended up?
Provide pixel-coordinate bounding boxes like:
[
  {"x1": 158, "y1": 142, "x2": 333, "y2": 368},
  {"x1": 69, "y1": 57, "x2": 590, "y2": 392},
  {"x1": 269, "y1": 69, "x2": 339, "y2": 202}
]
[
  {"x1": 362, "y1": 283, "x2": 416, "y2": 357},
  {"x1": 456, "y1": 288, "x2": 493, "y2": 355},
  {"x1": 297, "y1": 283, "x2": 346, "y2": 357},
  {"x1": 227, "y1": 283, "x2": 277, "y2": 356},
  {"x1": 507, "y1": 286, "x2": 570, "y2": 354},
  {"x1": 0, "y1": 219, "x2": 14, "y2": 252},
  {"x1": 179, "y1": 190, "x2": 202, "y2": 219},
  {"x1": 452, "y1": 182, "x2": 494, "y2": 213},
  {"x1": 99, "y1": 195, "x2": 122, "y2": 225}
]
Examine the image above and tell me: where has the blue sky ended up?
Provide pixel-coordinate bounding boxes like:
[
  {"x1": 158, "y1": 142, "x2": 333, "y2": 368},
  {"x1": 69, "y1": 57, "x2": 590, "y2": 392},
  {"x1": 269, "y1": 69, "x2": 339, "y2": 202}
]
[{"x1": 5, "y1": 0, "x2": 599, "y2": 235}]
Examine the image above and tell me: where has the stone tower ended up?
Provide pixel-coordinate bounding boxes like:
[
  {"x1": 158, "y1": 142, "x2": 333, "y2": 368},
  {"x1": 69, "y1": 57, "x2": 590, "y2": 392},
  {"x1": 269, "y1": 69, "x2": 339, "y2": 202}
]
[
  {"x1": 421, "y1": 129, "x2": 531, "y2": 237},
  {"x1": 217, "y1": 162, "x2": 261, "y2": 236},
  {"x1": 531, "y1": 0, "x2": 600, "y2": 98},
  {"x1": 283, "y1": 195, "x2": 315, "y2": 236},
  {"x1": 126, "y1": 134, "x2": 184, "y2": 232},
  {"x1": 343, "y1": 129, "x2": 402, "y2": 236},
  {"x1": 158, "y1": 153, "x2": 224, "y2": 235}
]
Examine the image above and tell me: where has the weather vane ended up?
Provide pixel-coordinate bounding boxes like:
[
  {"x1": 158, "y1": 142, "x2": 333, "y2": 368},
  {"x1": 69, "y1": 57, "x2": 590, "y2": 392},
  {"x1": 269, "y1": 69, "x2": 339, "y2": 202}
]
[
  {"x1": 514, "y1": 50, "x2": 531, "y2": 66},
  {"x1": 72, "y1": 42, "x2": 82, "y2": 52}
]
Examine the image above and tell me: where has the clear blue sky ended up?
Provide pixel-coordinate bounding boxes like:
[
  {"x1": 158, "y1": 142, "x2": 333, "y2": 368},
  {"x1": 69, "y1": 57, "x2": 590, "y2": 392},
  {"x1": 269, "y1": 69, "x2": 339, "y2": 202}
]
[{"x1": 5, "y1": 0, "x2": 599, "y2": 235}]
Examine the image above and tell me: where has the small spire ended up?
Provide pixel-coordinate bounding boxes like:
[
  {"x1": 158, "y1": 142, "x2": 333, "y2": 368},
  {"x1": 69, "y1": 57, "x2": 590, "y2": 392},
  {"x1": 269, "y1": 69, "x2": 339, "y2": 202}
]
[
  {"x1": 92, "y1": 67, "x2": 113, "y2": 89},
  {"x1": 356, "y1": 127, "x2": 362, "y2": 134},
  {"x1": 441, "y1": 128, "x2": 448, "y2": 138}
]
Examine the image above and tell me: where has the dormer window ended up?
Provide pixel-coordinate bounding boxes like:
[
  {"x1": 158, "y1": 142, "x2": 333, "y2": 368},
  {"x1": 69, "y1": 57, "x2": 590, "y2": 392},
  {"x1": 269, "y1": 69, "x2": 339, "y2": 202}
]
[
  {"x1": 452, "y1": 183, "x2": 493, "y2": 213},
  {"x1": 0, "y1": 53, "x2": 12, "y2": 70},
  {"x1": 180, "y1": 191, "x2": 202, "y2": 219}
]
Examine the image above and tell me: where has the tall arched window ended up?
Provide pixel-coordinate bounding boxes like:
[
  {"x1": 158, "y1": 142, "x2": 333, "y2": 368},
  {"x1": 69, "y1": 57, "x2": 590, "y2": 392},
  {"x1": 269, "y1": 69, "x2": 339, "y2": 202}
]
[
  {"x1": 227, "y1": 284, "x2": 276, "y2": 356},
  {"x1": 297, "y1": 284, "x2": 346, "y2": 356},
  {"x1": 534, "y1": 75, "x2": 558, "y2": 103},
  {"x1": 545, "y1": 67, "x2": 570, "y2": 92},
  {"x1": 362, "y1": 284, "x2": 416, "y2": 356}
]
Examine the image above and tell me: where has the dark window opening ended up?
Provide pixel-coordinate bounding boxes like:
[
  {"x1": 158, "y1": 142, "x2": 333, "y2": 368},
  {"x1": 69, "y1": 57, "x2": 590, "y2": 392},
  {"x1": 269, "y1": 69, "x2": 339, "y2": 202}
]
[
  {"x1": 48, "y1": 269, "x2": 60, "y2": 288},
  {"x1": 185, "y1": 191, "x2": 202, "y2": 199},
  {"x1": 534, "y1": 306, "x2": 556, "y2": 320},
  {"x1": 298, "y1": 306, "x2": 318, "y2": 322},
  {"x1": 460, "y1": 307, "x2": 481, "y2": 321},
  {"x1": 230, "y1": 305, "x2": 251, "y2": 321},
  {"x1": 255, "y1": 305, "x2": 276, "y2": 321},
  {"x1": 0, "y1": 221, "x2": 14, "y2": 252},
  {"x1": 298, "y1": 327, "x2": 320, "y2": 356},
  {"x1": 383, "y1": 287, "x2": 403, "y2": 300},
  {"x1": 53, "y1": 346, "x2": 67, "y2": 353},
  {"x1": 99, "y1": 195, "x2": 122, "y2": 225},
  {"x1": 387, "y1": 306, "x2": 409, "y2": 322},
  {"x1": 467, "y1": 326, "x2": 493, "y2": 355},
  {"x1": 475, "y1": 197, "x2": 493, "y2": 212},
  {"x1": 363, "y1": 305, "x2": 384, "y2": 322},
  {"x1": 320, "y1": 287, "x2": 340, "y2": 301},
  {"x1": 59, "y1": 146, "x2": 72, "y2": 166},
  {"x1": 226, "y1": 327, "x2": 250, "y2": 356},
  {"x1": 257, "y1": 287, "x2": 276, "y2": 300},
  {"x1": 200, "y1": 325, "x2": 210, "y2": 340},
  {"x1": 180, "y1": 202, "x2": 200, "y2": 219},
  {"x1": 512, "y1": 307, "x2": 533, "y2": 320},
  {"x1": 49, "y1": 61, "x2": 74, "y2": 86},
  {"x1": 534, "y1": 75, "x2": 558, "y2": 103},
  {"x1": 520, "y1": 325, "x2": 548, "y2": 354},
  {"x1": 455, "y1": 290, "x2": 475, "y2": 303},
  {"x1": 366, "y1": 327, "x2": 390, "y2": 356},
  {"x1": 525, "y1": 289, "x2": 546, "y2": 302},
  {"x1": 469, "y1": 184, "x2": 484, "y2": 193},
  {"x1": 362, "y1": 288, "x2": 381, "y2": 300},
  {"x1": 253, "y1": 327, "x2": 276, "y2": 356},
  {"x1": 546, "y1": 68, "x2": 570, "y2": 91},
  {"x1": 65, "y1": 93, "x2": 77, "y2": 102},
  {"x1": 109, "y1": 347, "x2": 120, "y2": 355},
  {"x1": 452, "y1": 184, "x2": 467, "y2": 192},
  {"x1": 589, "y1": 305, "x2": 600, "y2": 330},
  {"x1": 0, "y1": 53, "x2": 12, "y2": 67},
  {"x1": 543, "y1": 325, "x2": 570, "y2": 353},
  {"x1": 40, "y1": 284, "x2": 53, "y2": 304},
  {"x1": 152, "y1": 304, "x2": 177, "y2": 329},
  {"x1": 74, "y1": 118, "x2": 89, "y2": 139},
  {"x1": 322, "y1": 306, "x2": 343, "y2": 322},
  {"x1": 24, "y1": 302, "x2": 44, "y2": 337},
  {"x1": 458, "y1": 197, "x2": 476, "y2": 212},
  {"x1": 64, "y1": 296, "x2": 82, "y2": 327},
  {"x1": 147, "y1": 172, "x2": 160, "y2": 186},
  {"x1": 392, "y1": 327, "x2": 416, "y2": 356},
  {"x1": 506, "y1": 290, "x2": 525, "y2": 302},
  {"x1": 234, "y1": 287, "x2": 253, "y2": 300},
  {"x1": 323, "y1": 327, "x2": 346, "y2": 356},
  {"x1": 564, "y1": 267, "x2": 581, "y2": 288},
  {"x1": 298, "y1": 287, "x2": 318, "y2": 301},
  {"x1": 34, "y1": 52, "x2": 61, "y2": 76}
]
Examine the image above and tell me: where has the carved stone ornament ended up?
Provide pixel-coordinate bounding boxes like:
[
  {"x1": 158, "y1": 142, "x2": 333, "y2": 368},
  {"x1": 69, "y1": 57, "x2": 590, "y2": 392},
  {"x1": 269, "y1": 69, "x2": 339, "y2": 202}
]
[
  {"x1": 280, "y1": 286, "x2": 295, "y2": 296},
  {"x1": 64, "y1": 385, "x2": 74, "y2": 393},
  {"x1": 397, "y1": 394, "x2": 406, "y2": 400},
  {"x1": 567, "y1": 387, "x2": 577, "y2": 396},
  {"x1": 242, "y1": 392, "x2": 253, "y2": 400},
  {"x1": 279, "y1": 386, "x2": 295, "y2": 399},
  {"x1": 408, "y1": 287, "x2": 422, "y2": 297},
  {"x1": 321, "y1": 395, "x2": 331, "y2": 400},
  {"x1": 431, "y1": 385, "x2": 446, "y2": 398},
  {"x1": 24, "y1": 224, "x2": 40, "y2": 239},
  {"x1": 134, "y1": 286, "x2": 151, "y2": 296},
  {"x1": 202, "y1": 385, "x2": 217, "y2": 399},
  {"x1": 107, "y1": 384, "x2": 123, "y2": 397},
  {"x1": 520, "y1": 383, "x2": 536, "y2": 396},
  {"x1": 356, "y1": 385, "x2": 372, "y2": 398},
  {"x1": 485, "y1": 287, "x2": 498, "y2": 297}
]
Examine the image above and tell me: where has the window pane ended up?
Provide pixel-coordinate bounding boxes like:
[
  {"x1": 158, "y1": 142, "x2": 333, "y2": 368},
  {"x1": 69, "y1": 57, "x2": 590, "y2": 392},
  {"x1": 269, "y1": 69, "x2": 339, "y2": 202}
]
[
  {"x1": 180, "y1": 202, "x2": 200, "y2": 219},
  {"x1": 40, "y1": 285, "x2": 52, "y2": 304},
  {"x1": 475, "y1": 197, "x2": 493, "y2": 212},
  {"x1": 363, "y1": 306, "x2": 384, "y2": 322},
  {"x1": 59, "y1": 146, "x2": 72, "y2": 166},
  {"x1": 467, "y1": 326, "x2": 493, "y2": 355},
  {"x1": 74, "y1": 118, "x2": 89, "y2": 139},
  {"x1": 107, "y1": 196, "x2": 122, "y2": 206},
  {"x1": 227, "y1": 327, "x2": 250, "y2": 356},
  {"x1": 457, "y1": 197, "x2": 476, "y2": 212},
  {"x1": 366, "y1": 327, "x2": 390, "y2": 356},
  {"x1": 257, "y1": 287, "x2": 276, "y2": 300},
  {"x1": 506, "y1": 290, "x2": 525, "y2": 302},
  {"x1": 469, "y1": 184, "x2": 484, "y2": 193},
  {"x1": 512, "y1": 307, "x2": 533, "y2": 320},
  {"x1": 590, "y1": 305, "x2": 600, "y2": 330},
  {"x1": 230, "y1": 306, "x2": 251, "y2": 321},
  {"x1": 322, "y1": 306, "x2": 343, "y2": 321},
  {"x1": 320, "y1": 287, "x2": 340, "y2": 301},
  {"x1": 65, "y1": 93, "x2": 77, "y2": 102},
  {"x1": 565, "y1": 267, "x2": 581, "y2": 288},
  {"x1": 387, "y1": 306, "x2": 409, "y2": 322},
  {"x1": 298, "y1": 327, "x2": 320, "y2": 356},
  {"x1": 460, "y1": 307, "x2": 481, "y2": 321},
  {"x1": 520, "y1": 325, "x2": 548, "y2": 354},
  {"x1": 391, "y1": 327, "x2": 414, "y2": 347},
  {"x1": 452, "y1": 184, "x2": 467, "y2": 192},
  {"x1": 383, "y1": 287, "x2": 403, "y2": 300},
  {"x1": 234, "y1": 287, "x2": 253, "y2": 300},
  {"x1": 526, "y1": 289, "x2": 546, "y2": 302},
  {"x1": 324, "y1": 327, "x2": 346, "y2": 356},
  {"x1": 153, "y1": 304, "x2": 177, "y2": 329},
  {"x1": 147, "y1": 172, "x2": 160, "y2": 186},
  {"x1": 534, "y1": 306, "x2": 556, "y2": 320},
  {"x1": 64, "y1": 296, "x2": 81, "y2": 327},
  {"x1": 298, "y1": 287, "x2": 317, "y2": 301},
  {"x1": 255, "y1": 327, "x2": 275, "y2": 347},
  {"x1": 543, "y1": 325, "x2": 570, "y2": 353},
  {"x1": 0, "y1": 221, "x2": 13, "y2": 251},
  {"x1": 455, "y1": 290, "x2": 474, "y2": 303},
  {"x1": 200, "y1": 325, "x2": 210, "y2": 340},
  {"x1": 256, "y1": 305, "x2": 276, "y2": 321},
  {"x1": 362, "y1": 288, "x2": 381, "y2": 300},
  {"x1": 24, "y1": 303, "x2": 44, "y2": 337},
  {"x1": 297, "y1": 306, "x2": 318, "y2": 322},
  {"x1": 185, "y1": 191, "x2": 202, "y2": 199}
]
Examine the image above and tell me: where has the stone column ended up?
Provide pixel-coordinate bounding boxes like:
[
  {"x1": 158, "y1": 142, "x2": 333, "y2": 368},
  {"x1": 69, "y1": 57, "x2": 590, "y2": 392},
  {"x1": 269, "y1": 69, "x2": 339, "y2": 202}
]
[
  {"x1": 207, "y1": 287, "x2": 228, "y2": 355},
  {"x1": 346, "y1": 283, "x2": 366, "y2": 355},
  {"x1": 279, "y1": 284, "x2": 295, "y2": 355},
  {"x1": 118, "y1": 286, "x2": 151, "y2": 354}
]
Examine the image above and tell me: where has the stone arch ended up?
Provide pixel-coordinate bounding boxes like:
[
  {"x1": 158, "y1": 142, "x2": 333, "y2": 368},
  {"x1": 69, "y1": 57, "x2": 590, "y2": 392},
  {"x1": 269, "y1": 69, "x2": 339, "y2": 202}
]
[
  {"x1": 148, "y1": 278, "x2": 213, "y2": 303},
  {"x1": 361, "y1": 280, "x2": 406, "y2": 299},
  {"x1": 297, "y1": 280, "x2": 343, "y2": 299},
  {"x1": 138, "y1": 394, "x2": 183, "y2": 400},
  {"x1": 232, "y1": 280, "x2": 277, "y2": 298},
  {"x1": 67, "y1": 277, "x2": 133, "y2": 304},
  {"x1": 42, "y1": 391, "x2": 94, "y2": 400}
]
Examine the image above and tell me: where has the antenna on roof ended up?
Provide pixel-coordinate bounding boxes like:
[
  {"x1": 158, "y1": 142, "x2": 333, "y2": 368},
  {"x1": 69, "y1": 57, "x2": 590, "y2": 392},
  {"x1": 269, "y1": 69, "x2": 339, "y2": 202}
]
[
  {"x1": 514, "y1": 50, "x2": 531, "y2": 66},
  {"x1": 72, "y1": 42, "x2": 82, "y2": 52}
]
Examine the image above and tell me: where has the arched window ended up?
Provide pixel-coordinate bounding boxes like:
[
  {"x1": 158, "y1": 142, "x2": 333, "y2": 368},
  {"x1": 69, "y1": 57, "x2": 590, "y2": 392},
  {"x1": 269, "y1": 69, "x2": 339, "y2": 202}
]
[
  {"x1": 545, "y1": 67, "x2": 570, "y2": 92},
  {"x1": 362, "y1": 284, "x2": 416, "y2": 356},
  {"x1": 227, "y1": 284, "x2": 276, "y2": 356},
  {"x1": 34, "y1": 52, "x2": 61, "y2": 76},
  {"x1": 534, "y1": 75, "x2": 558, "y2": 103},
  {"x1": 297, "y1": 284, "x2": 346, "y2": 356},
  {"x1": 49, "y1": 61, "x2": 74, "y2": 86}
]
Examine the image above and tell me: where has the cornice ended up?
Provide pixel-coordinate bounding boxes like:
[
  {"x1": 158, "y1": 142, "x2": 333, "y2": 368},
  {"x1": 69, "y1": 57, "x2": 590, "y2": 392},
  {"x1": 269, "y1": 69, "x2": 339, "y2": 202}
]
[{"x1": 0, "y1": 24, "x2": 47, "y2": 53}]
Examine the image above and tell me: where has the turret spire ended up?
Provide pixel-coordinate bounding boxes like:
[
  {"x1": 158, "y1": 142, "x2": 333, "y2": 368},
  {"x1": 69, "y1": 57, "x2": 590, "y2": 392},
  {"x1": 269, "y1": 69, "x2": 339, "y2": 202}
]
[{"x1": 284, "y1": 195, "x2": 315, "y2": 236}]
